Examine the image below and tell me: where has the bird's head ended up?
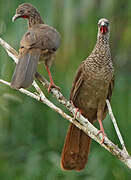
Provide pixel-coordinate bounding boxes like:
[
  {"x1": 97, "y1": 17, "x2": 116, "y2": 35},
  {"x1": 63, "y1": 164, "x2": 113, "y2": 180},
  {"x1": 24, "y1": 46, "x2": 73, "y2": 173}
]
[
  {"x1": 98, "y1": 18, "x2": 110, "y2": 35},
  {"x1": 12, "y1": 3, "x2": 40, "y2": 22}
]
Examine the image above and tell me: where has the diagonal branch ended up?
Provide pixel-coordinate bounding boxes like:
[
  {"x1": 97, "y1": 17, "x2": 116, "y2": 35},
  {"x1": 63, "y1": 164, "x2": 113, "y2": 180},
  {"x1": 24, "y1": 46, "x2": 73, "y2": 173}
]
[
  {"x1": 0, "y1": 37, "x2": 131, "y2": 169},
  {"x1": 106, "y1": 99, "x2": 128, "y2": 154}
]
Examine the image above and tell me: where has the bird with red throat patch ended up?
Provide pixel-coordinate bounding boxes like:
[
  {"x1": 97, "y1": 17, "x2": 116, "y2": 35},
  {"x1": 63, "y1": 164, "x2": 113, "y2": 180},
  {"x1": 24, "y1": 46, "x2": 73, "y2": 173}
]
[
  {"x1": 11, "y1": 3, "x2": 61, "y2": 92},
  {"x1": 61, "y1": 18, "x2": 114, "y2": 171}
]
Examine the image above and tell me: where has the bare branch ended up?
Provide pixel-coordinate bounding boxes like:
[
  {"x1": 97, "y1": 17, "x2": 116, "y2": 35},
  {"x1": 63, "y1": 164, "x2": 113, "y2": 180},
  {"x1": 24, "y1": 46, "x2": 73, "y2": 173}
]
[
  {"x1": 0, "y1": 37, "x2": 131, "y2": 169},
  {"x1": 106, "y1": 99, "x2": 128, "y2": 154},
  {"x1": 0, "y1": 79, "x2": 40, "y2": 101},
  {"x1": 0, "y1": 38, "x2": 18, "y2": 62}
]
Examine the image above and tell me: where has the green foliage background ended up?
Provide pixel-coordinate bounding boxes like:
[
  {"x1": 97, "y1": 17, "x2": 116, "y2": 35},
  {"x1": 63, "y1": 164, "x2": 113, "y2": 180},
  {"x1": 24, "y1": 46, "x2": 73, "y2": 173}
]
[{"x1": 0, "y1": 0, "x2": 131, "y2": 179}]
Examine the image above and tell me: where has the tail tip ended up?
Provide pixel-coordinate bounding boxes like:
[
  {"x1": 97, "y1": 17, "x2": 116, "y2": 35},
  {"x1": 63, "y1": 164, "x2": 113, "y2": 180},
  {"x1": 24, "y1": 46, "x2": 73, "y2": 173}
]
[
  {"x1": 60, "y1": 159, "x2": 85, "y2": 171},
  {"x1": 10, "y1": 82, "x2": 20, "y2": 90}
]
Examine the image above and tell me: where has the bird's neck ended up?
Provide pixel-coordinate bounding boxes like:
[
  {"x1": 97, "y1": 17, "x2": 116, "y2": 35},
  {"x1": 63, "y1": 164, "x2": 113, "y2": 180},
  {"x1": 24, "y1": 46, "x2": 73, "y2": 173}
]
[
  {"x1": 91, "y1": 34, "x2": 111, "y2": 62},
  {"x1": 94, "y1": 34, "x2": 110, "y2": 53},
  {"x1": 28, "y1": 15, "x2": 44, "y2": 28},
  {"x1": 97, "y1": 34, "x2": 109, "y2": 46}
]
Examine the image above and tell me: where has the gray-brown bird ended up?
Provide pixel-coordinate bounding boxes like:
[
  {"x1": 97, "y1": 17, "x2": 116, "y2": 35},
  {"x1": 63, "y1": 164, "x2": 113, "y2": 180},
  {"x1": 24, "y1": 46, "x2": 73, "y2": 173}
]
[
  {"x1": 61, "y1": 18, "x2": 114, "y2": 171},
  {"x1": 11, "y1": 3, "x2": 61, "y2": 92}
]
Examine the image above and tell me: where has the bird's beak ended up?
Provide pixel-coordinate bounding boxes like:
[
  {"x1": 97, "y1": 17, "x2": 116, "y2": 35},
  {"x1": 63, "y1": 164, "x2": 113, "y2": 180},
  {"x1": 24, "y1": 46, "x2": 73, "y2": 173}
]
[
  {"x1": 12, "y1": 14, "x2": 21, "y2": 22},
  {"x1": 100, "y1": 22, "x2": 108, "y2": 34},
  {"x1": 101, "y1": 21, "x2": 106, "y2": 27}
]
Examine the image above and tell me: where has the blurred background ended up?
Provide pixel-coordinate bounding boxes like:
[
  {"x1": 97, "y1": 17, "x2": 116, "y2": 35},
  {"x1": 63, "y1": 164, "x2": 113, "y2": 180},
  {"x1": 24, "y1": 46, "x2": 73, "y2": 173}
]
[{"x1": 0, "y1": 0, "x2": 131, "y2": 179}]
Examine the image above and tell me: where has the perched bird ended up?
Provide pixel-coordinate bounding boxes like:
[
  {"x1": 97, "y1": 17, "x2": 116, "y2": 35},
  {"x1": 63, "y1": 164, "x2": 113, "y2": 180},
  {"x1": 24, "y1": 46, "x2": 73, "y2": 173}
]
[
  {"x1": 61, "y1": 18, "x2": 114, "y2": 171},
  {"x1": 11, "y1": 3, "x2": 61, "y2": 92}
]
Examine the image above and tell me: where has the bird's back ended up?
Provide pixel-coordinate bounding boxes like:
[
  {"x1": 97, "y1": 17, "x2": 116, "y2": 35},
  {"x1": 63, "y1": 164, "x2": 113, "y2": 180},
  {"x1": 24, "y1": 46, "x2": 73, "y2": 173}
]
[{"x1": 20, "y1": 24, "x2": 61, "y2": 51}]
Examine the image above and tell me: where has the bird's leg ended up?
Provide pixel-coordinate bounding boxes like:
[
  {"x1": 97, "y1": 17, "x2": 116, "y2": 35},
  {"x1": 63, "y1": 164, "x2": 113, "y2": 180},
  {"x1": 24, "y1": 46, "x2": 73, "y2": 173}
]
[
  {"x1": 45, "y1": 65, "x2": 60, "y2": 92},
  {"x1": 97, "y1": 108, "x2": 105, "y2": 143}
]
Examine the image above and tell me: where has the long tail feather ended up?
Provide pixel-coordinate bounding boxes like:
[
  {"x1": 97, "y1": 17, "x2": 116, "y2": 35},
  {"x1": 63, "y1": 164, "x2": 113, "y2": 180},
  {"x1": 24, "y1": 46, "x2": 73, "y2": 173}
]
[
  {"x1": 11, "y1": 49, "x2": 40, "y2": 89},
  {"x1": 61, "y1": 123, "x2": 91, "y2": 171}
]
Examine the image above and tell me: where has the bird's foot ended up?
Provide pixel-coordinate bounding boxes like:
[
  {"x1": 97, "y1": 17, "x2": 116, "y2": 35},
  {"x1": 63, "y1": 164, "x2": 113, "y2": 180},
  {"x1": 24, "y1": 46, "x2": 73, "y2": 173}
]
[
  {"x1": 48, "y1": 82, "x2": 60, "y2": 93},
  {"x1": 97, "y1": 119, "x2": 106, "y2": 143},
  {"x1": 70, "y1": 101, "x2": 82, "y2": 120},
  {"x1": 97, "y1": 129, "x2": 105, "y2": 143},
  {"x1": 75, "y1": 108, "x2": 80, "y2": 119},
  {"x1": 73, "y1": 108, "x2": 82, "y2": 120},
  {"x1": 71, "y1": 101, "x2": 82, "y2": 120}
]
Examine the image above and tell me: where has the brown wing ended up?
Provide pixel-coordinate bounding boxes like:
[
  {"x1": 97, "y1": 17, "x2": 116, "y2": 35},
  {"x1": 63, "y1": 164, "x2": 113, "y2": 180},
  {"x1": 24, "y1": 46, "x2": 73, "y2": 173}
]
[
  {"x1": 20, "y1": 29, "x2": 38, "y2": 49},
  {"x1": 70, "y1": 63, "x2": 84, "y2": 103},
  {"x1": 20, "y1": 24, "x2": 61, "y2": 51},
  {"x1": 103, "y1": 75, "x2": 115, "y2": 118},
  {"x1": 107, "y1": 74, "x2": 115, "y2": 101}
]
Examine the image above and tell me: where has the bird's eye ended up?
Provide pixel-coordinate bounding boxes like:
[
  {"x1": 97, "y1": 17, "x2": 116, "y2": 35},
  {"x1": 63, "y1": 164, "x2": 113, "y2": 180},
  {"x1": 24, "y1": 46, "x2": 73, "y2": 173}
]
[
  {"x1": 27, "y1": 10, "x2": 31, "y2": 14},
  {"x1": 105, "y1": 21, "x2": 109, "y2": 26},
  {"x1": 18, "y1": 9, "x2": 24, "y2": 14}
]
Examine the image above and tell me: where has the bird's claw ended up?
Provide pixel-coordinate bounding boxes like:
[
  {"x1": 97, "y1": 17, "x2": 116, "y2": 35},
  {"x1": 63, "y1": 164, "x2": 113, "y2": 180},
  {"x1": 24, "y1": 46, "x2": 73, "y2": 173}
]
[
  {"x1": 97, "y1": 129, "x2": 106, "y2": 143},
  {"x1": 48, "y1": 83, "x2": 60, "y2": 93},
  {"x1": 73, "y1": 108, "x2": 82, "y2": 120}
]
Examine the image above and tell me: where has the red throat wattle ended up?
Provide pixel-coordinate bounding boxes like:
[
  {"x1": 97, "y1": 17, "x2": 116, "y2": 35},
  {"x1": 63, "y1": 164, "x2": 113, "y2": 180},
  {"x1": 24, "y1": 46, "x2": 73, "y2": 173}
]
[
  {"x1": 100, "y1": 26, "x2": 108, "y2": 34},
  {"x1": 21, "y1": 15, "x2": 28, "y2": 19}
]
